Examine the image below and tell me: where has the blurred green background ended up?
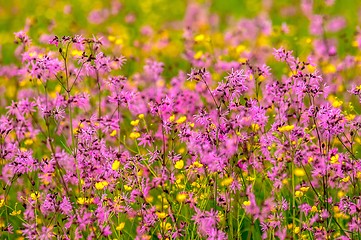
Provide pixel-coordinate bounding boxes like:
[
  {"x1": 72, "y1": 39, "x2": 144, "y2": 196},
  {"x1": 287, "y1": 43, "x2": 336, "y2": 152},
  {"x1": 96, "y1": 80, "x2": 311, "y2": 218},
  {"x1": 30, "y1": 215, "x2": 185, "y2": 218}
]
[{"x1": 0, "y1": 0, "x2": 360, "y2": 63}]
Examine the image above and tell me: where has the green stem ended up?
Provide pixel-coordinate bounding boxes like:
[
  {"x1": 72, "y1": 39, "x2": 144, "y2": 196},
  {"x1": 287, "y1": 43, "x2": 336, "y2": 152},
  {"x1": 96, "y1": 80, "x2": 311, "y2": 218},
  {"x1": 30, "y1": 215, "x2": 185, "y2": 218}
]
[{"x1": 291, "y1": 155, "x2": 296, "y2": 239}]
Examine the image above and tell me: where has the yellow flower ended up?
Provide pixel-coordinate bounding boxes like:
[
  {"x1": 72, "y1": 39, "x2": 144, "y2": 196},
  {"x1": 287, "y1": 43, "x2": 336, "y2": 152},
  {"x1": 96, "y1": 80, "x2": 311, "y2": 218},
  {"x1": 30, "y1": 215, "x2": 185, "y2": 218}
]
[
  {"x1": 193, "y1": 161, "x2": 203, "y2": 168},
  {"x1": 251, "y1": 123, "x2": 260, "y2": 131},
  {"x1": 137, "y1": 168, "x2": 143, "y2": 177},
  {"x1": 295, "y1": 191, "x2": 304, "y2": 198},
  {"x1": 169, "y1": 115, "x2": 175, "y2": 122},
  {"x1": 71, "y1": 50, "x2": 83, "y2": 57},
  {"x1": 352, "y1": 40, "x2": 359, "y2": 48},
  {"x1": 138, "y1": 114, "x2": 145, "y2": 119},
  {"x1": 236, "y1": 44, "x2": 246, "y2": 54},
  {"x1": 0, "y1": 199, "x2": 4, "y2": 208},
  {"x1": 341, "y1": 176, "x2": 350, "y2": 183},
  {"x1": 116, "y1": 222, "x2": 125, "y2": 231},
  {"x1": 258, "y1": 75, "x2": 265, "y2": 82},
  {"x1": 176, "y1": 193, "x2": 187, "y2": 202},
  {"x1": 243, "y1": 200, "x2": 251, "y2": 206},
  {"x1": 330, "y1": 154, "x2": 339, "y2": 164},
  {"x1": 156, "y1": 212, "x2": 167, "y2": 219},
  {"x1": 6, "y1": 84, "x2": 16, "y2": 98},
  {"x1": 112, "y1": 160, "x2": 120, "y2": 171},
  {"x1": 30, "y1": 192, "x2": 40, "y2": 201},
  {"x1": 294, "y1": 227, "x2": 300, "y2": 234},
  {"x1": 176, "y1": 174, "x2": 184, "y2": 182},
  {"x1": 307, "y1": 65, "x2": 316, "y2": 73},
  {"x1": 221, "y1": 177, "x2": 233, "y2": 187},
  {"x1": 77, "y1": 197, "x2": 93, "y2": 205},
  {"x1": 160, "y1": 222, "x2": 172, "y2": 231},
  {"x1": 131, "y1": 119, "x2": 139, "y2": 126},
  {"x1": 77, "y1": 198, "x2": 86, "y2": 205},
  {"x1": 124, "y1": 185, "x2": 132, "y2": 191},
  {"x1": 330, "y1": 96, "x2": 343, "y2": 108},
  {"x1": 10, "y1": 210, "x2": 21, "y2": 216},
  {"x1": 178, "y1": 147, "x2": 185, "y2": 154},
  {"x1": 191, "y1": 182, "x2": 201, "y2": 188},
  {"x1": 218, "y1": 211, "x2": 225, "y2": 224},
  {"x1": 346, "y1": 114, "x2": 355, "y2": 121},
  {"x1": 145, "y1": 196, "x2": 154, "y2": 203},
  {"x1": 300, "y1": 186, "x2": 309, "y2": 192},
  {"x1": 185, "y1": 81, "x2": 196, "y2": 90},
  {"x1": 129, "y1": 132, "x2": 140, "y2": 139},
  {"x1": 257, "y1": 34, "x2": 269, "y2": 47},
  {"x1": 294, "y1": 168, "x2": 305, "y2": 177},
  {"x1": 246, "y1": 176, "x2": 255, "y2": 181},
  {"x1": 333, "y1": 206, "x2": 340, "y2": 213},
  {"x1": 194, "y1": 51, "x2": 203, "y2": 60},
  {"x1": 95, "y1": 181, "x2": 108, "y2": 190},
  {"x1": 115, "y1": 38, "x2": 123, "y2": 45},
  {"x1": 24, "y1": 139, "x2": 33, "y2": 145},
  {"x1": 194, "y1": 34, "x2": 205, "y2": 42},
  {"x1": 108, "y1": 35, "x2": 116, "y2": 42},
  {"x1": 176, "y1": 116, "x2": 187, "y2": 124},
  {"x1": 311, "y1": 206, "x2": 318, "y2": 213},
  {"x1": 332, "y1": 100, "x2": 343, "y2": 108},
  {"x1": 315, "y1": 226, "x2": 325, "y2": 231},
  {"x1": 110, "y1": 130, "x2": 117, "y2": 137},
  {"x1": 323, "y1": 64, "x2": 336, "y2": 74},
  {"x1": 28, "y1": 51, "x2": 38, "y2": 58},
  {"x1": 73, "y1": 127, "x2": 79, "y2": 134},
  {"x1": 174, "y1": 160, "x2": 184, "y2": 169},
  {"x1": 238, "y1": 57, "x2": 248, "y2": 63},
  {"x1": 278, "y1": 125, "x2": 294, "y2": 132}
]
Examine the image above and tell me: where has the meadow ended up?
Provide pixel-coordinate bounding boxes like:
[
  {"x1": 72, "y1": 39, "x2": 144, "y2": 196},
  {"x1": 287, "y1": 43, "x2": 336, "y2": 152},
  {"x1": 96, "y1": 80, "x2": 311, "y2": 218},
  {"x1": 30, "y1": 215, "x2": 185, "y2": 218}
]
[{"x1": 1, "y1": 0, "x2": 361, "y2": 239}]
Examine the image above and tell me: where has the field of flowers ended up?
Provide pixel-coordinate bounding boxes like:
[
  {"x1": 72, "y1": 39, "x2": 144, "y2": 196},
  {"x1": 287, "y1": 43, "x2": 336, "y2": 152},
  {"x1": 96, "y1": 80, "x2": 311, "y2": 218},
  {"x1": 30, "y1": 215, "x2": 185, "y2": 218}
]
[{"x1": 2, "y1": 0, "x2": 361, "y2": 239}]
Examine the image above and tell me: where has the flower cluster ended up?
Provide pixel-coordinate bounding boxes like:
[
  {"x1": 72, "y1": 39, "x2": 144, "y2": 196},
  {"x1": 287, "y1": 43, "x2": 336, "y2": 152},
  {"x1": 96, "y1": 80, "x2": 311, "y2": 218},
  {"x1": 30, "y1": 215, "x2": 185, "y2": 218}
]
[{"x1": 1, "y1": 1, "x2": 361, "y2": 239}]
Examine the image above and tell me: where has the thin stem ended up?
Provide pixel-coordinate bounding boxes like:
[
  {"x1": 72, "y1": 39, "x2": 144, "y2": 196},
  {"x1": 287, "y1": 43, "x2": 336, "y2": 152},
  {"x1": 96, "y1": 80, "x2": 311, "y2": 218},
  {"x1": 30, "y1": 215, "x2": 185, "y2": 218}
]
[{"x1": 96, "y1": 70, "x2": 102, "y2": 139}]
